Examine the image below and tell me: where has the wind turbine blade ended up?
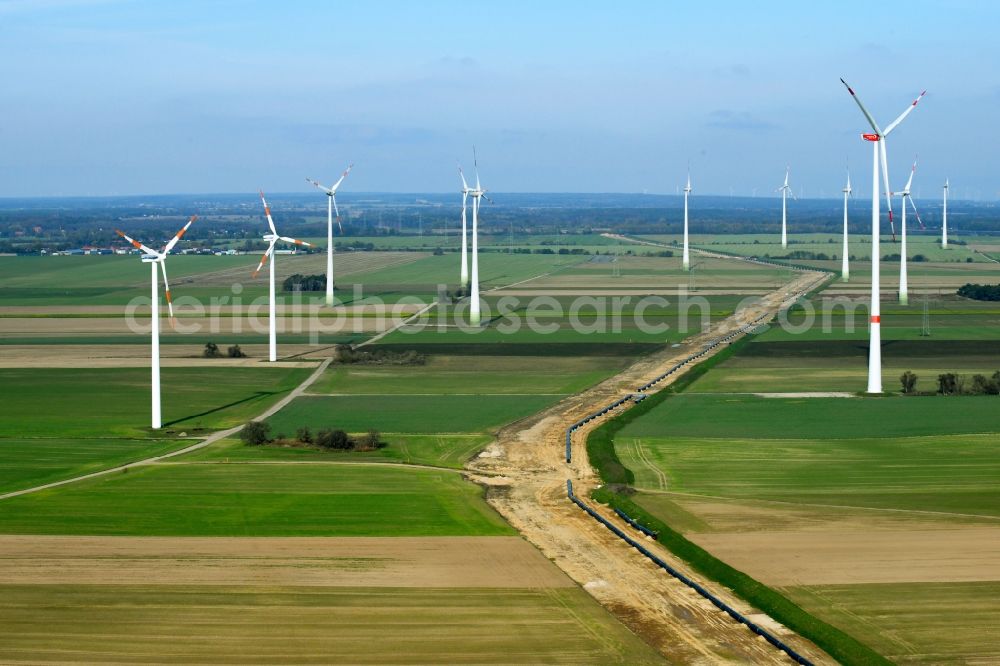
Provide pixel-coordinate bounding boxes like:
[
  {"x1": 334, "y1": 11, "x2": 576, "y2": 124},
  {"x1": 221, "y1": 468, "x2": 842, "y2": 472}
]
[
  {"x1": 279, "y1": 236, "x2": 312, "y2": 247},
  {"x1": 783, "y1": 167, "x2": 790, "y2": 188},
  {"x1": 458, "y1": 164, "x2": 469, "y2": 191},
  {"x1": 158, "y1": 260, "x2": 175, "y2": 327},
  {"x1": 908, "y1": 196, "x2": 926, "y2": 230},
  {"x1": 884, "y1": 89, "x2": 927, "y2": 136},
  {"x1": 879, "y1": 140, "x2": 897, "y2": 240},
  {"x1": 330, "y1": 163, "x2": 353, "y2": 192},
  {"x1": 162, "y1": 214, "x2": 197, "y2": 255},
  {"x1": 115, "y1": 229, "x2": 158, "y2": 256},
  {"x1": 252, "y1": 241, "x2": 277, "y2": 278},
  {"x1": 259, "y1": 190, "x2": 277, "y2": 235},
  {"x1": 305, "y1": 177, "x2": 332, "y2": 194},
  {"x1": 839, "y1": 78, "x2": 882, "y2": 134},
  {"x1": 904, "y1": 156, "x2": 918, "y2": 193},
  {"x1": 473, "y1": 146, "x2": 481, "y2": 190},
  {"x1": 331, "y1": 195, "x2": 343, "y2": 233}
]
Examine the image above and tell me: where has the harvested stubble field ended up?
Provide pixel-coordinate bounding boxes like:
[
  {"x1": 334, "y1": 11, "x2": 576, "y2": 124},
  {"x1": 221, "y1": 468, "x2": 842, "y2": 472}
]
[{"x1": 0, "y1": 535, "x2": 663, "y2": 664}]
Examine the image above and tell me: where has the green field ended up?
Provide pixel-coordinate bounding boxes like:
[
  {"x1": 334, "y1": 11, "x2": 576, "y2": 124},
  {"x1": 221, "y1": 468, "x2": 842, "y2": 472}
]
[
  {"x1": 0, "y1": 462, "x2": 512, "y2": 536},
  {"x1": 620, "y1": 434, "x2": 1000, "y2": 517},
  {"x1": 0, "y1": 585, "x2": 664, "y2": 665},
  {"x1": 0, "y1": 367, "x2": 311, "y2": 438},
  {"x1": 0, "y1": 438, "x2": 185, "y2": 494},
  {"x1": 266, "y1": 394, "x2": 558, "y2": 435},
  {"x1": 189, "y1": 434, "x2": 492, "y2": 469},
  {"x1": 617, "y1": 393, "x2": 1000, "y2": 440}
]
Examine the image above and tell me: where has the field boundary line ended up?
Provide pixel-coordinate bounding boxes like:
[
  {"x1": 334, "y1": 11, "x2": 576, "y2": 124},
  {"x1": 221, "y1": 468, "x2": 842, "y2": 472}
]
[{"x1": 0, "y1": 358, "x2": 331, "y2": 501}]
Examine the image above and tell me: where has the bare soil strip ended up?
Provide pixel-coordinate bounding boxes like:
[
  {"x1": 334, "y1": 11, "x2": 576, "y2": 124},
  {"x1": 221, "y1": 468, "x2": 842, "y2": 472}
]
[
  {"x1": 688, "y1": 527, "x2": 1000, "y2": 586},
  {"x1": 467, "y1": 261, "x2": 835, "y2": 664},
  {"x1": 0, "y1": 535, "x2": 571, "y2": 588}
]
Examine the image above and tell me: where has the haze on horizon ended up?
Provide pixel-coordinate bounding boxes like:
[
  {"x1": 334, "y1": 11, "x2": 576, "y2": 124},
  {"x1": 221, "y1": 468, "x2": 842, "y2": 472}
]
[{"x1": 1, "y1": 0, "x2": 997, "y2": 200}]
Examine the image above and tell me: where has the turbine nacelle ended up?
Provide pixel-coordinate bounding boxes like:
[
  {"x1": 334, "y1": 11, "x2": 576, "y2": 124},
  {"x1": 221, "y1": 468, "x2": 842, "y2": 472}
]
[{"x1": 140, "y1": 254, "x2": 162, "y2": 263}]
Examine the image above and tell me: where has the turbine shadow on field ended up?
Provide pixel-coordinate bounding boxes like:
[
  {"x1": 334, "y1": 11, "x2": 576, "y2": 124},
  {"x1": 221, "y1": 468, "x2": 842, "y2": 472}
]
[{"x1": 163, "y1": 391, "x2": 283, "y2": 427}]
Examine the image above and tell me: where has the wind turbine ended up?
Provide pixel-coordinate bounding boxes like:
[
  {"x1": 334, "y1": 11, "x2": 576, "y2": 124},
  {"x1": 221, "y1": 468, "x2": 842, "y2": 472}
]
[
  {"x1": 682, "y1": 169, "x2": 692, "y2": 271},
  {"x1": 895, "y1": 156, "x2": 926, "y2": 305},
  {"x1": 458, "y1": 165, "x2": 473, "y2": 287},
  {"x1": 841, "y1": 169, "x2": 852, "y2": 281},
  {"x1": 253, "y1": 191, "x2": 313, "y2": 362},
  {"x1": 468, "y1": 149, "x2": 490, "y2": 325},
  {"x1": 777, "y1": 167, "x2": 795, "y2": 248},
  {"x1": 116, "y1": 215, "x2": 197, "y2": 429},
  {"x1": 941, "y1": 178, "x2": 949, "y2": 248},
  {"x1": 840, "y1": 78, "x2": 926, "y2": 394},
  {"x1": 306, "y1": 163, "x2": 353, "y2": 307}
]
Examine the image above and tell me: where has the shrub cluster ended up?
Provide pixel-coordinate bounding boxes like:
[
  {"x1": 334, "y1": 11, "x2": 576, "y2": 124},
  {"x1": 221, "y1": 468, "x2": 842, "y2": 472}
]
[
  {"x1": 282, "y1": 273, "x2": 327, "y2": 292},
  {"x1": 203, "y1": 342, "x2": 247, "y2": 358},
  {"x1": 240, "y1": 421, "x2": 385, "y2": 451}
]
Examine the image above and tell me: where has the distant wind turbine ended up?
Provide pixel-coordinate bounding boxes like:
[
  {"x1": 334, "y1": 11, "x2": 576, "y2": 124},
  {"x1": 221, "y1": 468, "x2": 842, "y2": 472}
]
[
  {"x1": 467, "y1": 150, "x2": 491, "y2": 325},
  {"x1": 682, "y1": 169, "x2": 692, "y2": 271},
  {"x1": 840, "y1": 77, "x2": 925, "y2": 393},
  {"x1": 116, "y1": 215, "x2": 198, "y2": 429},
  {"x1": 841, "y1": 169, "x2": 852, "y2": 281},
  {"x1": 942, "y1": 178, "x2": 949, "y2": 248},
  {"x1": 777, "y1": 167, "x2": 795, "y2": 248},
  {"x1": 458, "y1": 165, "x2": 473, "y2": 286},
  {"x1": 306, "y1": 163, "x2": 353, "y2": 307},
  {"x1": 254, "y1": 191, "x2": 312, "y2": 362},
  {"x1": 895, "y1": 156, "x2": 926, "y2": 305}
]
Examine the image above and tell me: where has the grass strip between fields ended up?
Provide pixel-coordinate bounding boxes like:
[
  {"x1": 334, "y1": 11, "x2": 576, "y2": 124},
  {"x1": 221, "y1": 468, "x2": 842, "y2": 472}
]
[{"x1": 585, "y1": 332, "x2": 891, "y2": 666}]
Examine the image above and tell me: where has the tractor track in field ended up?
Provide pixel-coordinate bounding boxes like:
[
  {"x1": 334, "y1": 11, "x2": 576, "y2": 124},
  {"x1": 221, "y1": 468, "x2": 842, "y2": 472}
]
[{"x1": 467, "y1": 261, "x2": 835, "y2": 665}]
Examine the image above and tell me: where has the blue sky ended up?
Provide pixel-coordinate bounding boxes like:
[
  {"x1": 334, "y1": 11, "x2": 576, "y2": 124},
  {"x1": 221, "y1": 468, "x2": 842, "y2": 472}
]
[{"x1": 0, "y1": 0, "x2": 997, "y2": 198}]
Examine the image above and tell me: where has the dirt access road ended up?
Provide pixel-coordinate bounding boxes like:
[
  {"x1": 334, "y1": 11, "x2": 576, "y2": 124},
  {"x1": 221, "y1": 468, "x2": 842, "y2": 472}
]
[{"x1": 468, "y1": 260, "x2": 835, "y2": 665}]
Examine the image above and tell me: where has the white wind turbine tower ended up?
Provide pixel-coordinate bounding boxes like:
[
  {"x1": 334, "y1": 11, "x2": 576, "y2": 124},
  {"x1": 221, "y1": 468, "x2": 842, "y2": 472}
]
[
  {"x1": 468, "y1": 149, "x2": 490, "y2": 325},
  {"x1": 116, "y1": 215, "x2": 197, "y2": 429},
  {"x1": 254, "y1": 191, "x2": 313, "y2": 362},
  {"x1": 306, "y1": 163, "x2": 353, "y2": 307},
  {"x1": 458, "y1": 165, "x2": 474, "y2": 287},
  {"x1": 841, "y1": 169, "x2": 852, "y2": 281},
  {"x1": 682, "y1": 169, "x2": 692, "y2": 271},
  {"x1": 777, "y1": 167, "x2": 795, "y2": 248},
  {"x1": 841, "y1": 78, "x2": 926, "y2": 394},
  {"x1": 895, "y1": 156, "x2": 926, "y2": 305},
  {"x1": 941, "y1": 178, "x2": 949, "y2": 248}
]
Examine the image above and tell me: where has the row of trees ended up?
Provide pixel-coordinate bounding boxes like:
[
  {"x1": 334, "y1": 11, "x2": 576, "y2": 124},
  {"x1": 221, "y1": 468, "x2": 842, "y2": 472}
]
[
  {"x1": 240, "y1": 421, "x2": 385, "y2": 451},
  {"x1": 957, "y1": 283, "x2": 1000, "y2": 301},
  {"x1": 900, "y1": 371, "x2": 1000, "y2": 395}
]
